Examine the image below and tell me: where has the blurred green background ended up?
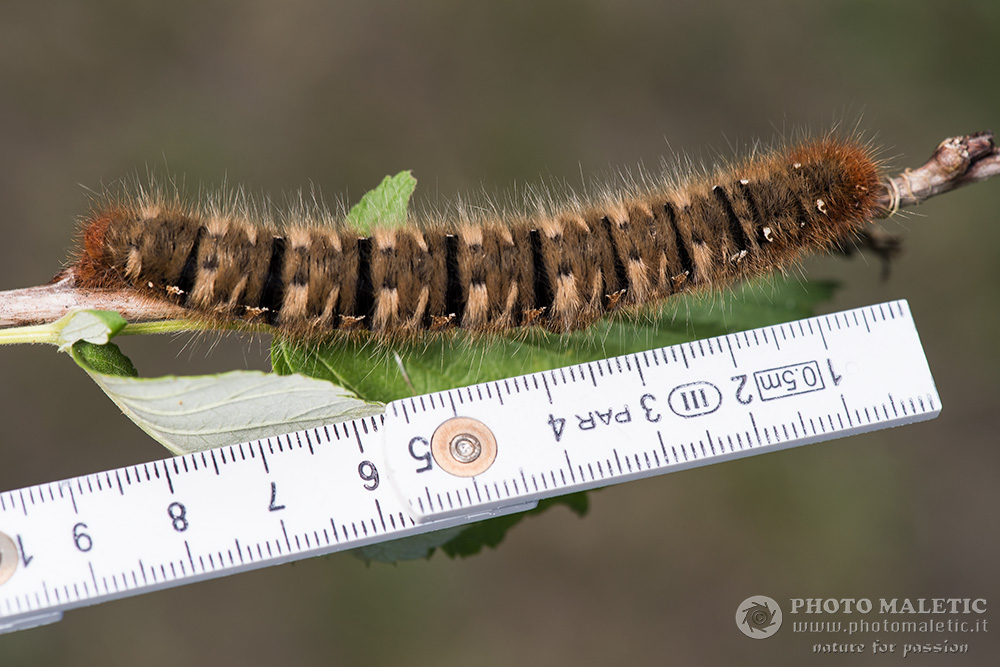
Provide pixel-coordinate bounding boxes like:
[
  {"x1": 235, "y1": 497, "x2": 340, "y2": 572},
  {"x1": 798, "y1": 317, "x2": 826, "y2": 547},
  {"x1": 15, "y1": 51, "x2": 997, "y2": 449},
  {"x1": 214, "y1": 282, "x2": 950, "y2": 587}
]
[{"x1": 1, "y1": 1, "x2": 997, "y2": 664}]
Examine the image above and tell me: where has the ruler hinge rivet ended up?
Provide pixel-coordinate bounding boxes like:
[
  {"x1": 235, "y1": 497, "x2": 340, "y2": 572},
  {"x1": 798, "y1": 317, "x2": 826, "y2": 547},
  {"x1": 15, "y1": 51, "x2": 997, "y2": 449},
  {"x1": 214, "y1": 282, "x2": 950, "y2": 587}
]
[{"x1": 431, "y1": 417, "x2": 498, "y2": 477}]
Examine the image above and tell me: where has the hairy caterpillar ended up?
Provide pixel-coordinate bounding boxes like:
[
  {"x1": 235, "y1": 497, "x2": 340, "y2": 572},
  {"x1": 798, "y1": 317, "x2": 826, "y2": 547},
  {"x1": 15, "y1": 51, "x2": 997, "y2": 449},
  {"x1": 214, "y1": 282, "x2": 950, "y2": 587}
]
[{"x1": 72, "y1": 136, "x2": 882, "y2": 339}]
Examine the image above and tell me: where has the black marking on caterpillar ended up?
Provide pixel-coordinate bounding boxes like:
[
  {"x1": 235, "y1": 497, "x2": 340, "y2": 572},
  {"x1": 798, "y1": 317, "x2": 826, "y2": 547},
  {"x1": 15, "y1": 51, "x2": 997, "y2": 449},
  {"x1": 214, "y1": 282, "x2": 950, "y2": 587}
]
[{"x1": 74, "y1": 136, "x2": 882, "y2": 340}]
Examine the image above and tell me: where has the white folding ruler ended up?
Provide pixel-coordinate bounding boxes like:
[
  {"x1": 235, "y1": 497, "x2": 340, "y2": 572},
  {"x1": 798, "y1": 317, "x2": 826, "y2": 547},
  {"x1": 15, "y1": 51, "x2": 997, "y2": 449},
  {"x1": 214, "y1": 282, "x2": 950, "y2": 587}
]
[{"x1": 0, "y1": 300, "x2": 940, "y2": 634}]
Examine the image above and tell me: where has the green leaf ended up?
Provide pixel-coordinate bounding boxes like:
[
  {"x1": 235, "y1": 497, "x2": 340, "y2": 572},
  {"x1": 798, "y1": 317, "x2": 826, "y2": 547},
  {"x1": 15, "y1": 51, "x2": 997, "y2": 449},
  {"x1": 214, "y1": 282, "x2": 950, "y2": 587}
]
[
  {"x1": 440, "y1": 494, "x2": 590, "y2": 558},
  {"x1": 272, "y1": 276, "x2": 836, "y2": 403},
  {"x1": 71, "y1": 340, "x2": 138, "y2": 377},
  {"x1": 70, "y1": 343, "x2": 383, "y2": 455},
  {"x1": 56, "y1": 310, "x2": 128, "y2": 351},
  {"x1": 356, "y1": 493, "x2": 590, "y2": 562},
  {"x1": 345, "y1": 171, "x2": 417, "y2": 233},
  {"x1": 356, "y1": 525, "x2": 466, "y2": 563}
]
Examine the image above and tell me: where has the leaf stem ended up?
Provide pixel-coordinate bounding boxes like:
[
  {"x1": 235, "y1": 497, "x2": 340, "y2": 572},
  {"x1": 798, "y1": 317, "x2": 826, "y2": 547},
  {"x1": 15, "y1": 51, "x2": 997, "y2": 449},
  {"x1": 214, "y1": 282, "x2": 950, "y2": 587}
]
[{"x1": 0, "y1": 321, "x2": 65, "y2": 345}]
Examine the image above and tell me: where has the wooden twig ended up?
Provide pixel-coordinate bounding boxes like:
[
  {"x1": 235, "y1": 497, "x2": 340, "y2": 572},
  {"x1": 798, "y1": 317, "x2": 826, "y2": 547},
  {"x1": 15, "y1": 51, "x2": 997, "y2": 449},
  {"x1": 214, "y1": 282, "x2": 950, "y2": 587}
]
[
  {"x1": 876, "y1": 130, "x2": 999, "y2": 214},
  {"x1": 0, "y1": 272, "x2": 189, "y2": 329},
  {"x1": 1, "y1": 131, "x2": 997, "y2": 330}
]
